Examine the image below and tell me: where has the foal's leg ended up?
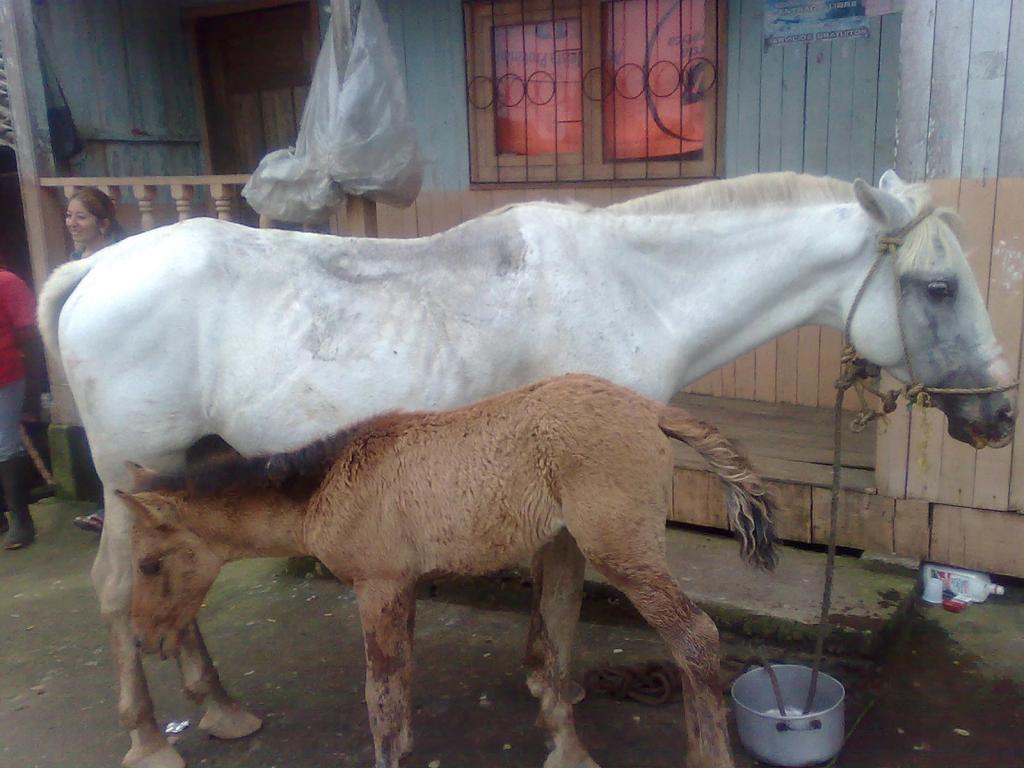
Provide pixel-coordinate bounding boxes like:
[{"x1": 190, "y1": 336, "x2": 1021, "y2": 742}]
[
  {"x1": 176, "y1": 436, "x2": 262, "y2": 739},
  {"x1": 613, "y1": 570, "x2": 731, "y2": 768},
  {"x1": 354, "y1": 579, "x2": 417, "y2": 768},
  {"x1": 95, "y1": 491, "x2": 184, "y2": 768},
  {"x1": 177, "y1": 622, "x2": 263, "y2": 739},
  {"x1": 525, "y1": 529, "x2": 599, "y2": 768},
  {"x1": 572, "y1": 521, "x2": 733, "y2": 768}
]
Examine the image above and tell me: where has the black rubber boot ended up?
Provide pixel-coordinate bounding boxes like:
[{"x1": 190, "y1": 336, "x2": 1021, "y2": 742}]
[{"x1": 1, "y1": 455, "x2": 34, "y2": 549}]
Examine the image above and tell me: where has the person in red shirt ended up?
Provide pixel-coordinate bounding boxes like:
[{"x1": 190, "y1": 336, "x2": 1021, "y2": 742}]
[{"x1": 0, "y1": 257, "x2": 37, "y2": 549}]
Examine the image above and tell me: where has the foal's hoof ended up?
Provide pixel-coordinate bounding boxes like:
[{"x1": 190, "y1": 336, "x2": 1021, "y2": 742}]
[
  {"x1": 565, "y1": 680, "x2": 586, "y2": 705},
  {"x1": 122, "y1": 743, "x2": 186, "y2": 768},
  {"x1": 543, "y1": 746, "x2": 602, "y2": 768},
  {"x1": 199, "y1": 703, "x2": 263, "y2": 739},
  {"x1": 544, "y1": 757, "x2": 602, "y2": 768}
]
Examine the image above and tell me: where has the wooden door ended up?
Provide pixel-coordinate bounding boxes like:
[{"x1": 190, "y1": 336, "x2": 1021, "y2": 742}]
[{"x1": 191, "y1": 2, "x2": 318, "y2": 174}]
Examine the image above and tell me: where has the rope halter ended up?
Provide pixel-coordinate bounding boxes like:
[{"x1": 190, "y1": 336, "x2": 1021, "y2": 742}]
[{"x1": 839, "y1": 204, "x2": 1018, "y2": 431}]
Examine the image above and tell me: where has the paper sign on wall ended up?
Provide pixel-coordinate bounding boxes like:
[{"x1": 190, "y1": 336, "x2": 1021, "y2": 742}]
[{"x1": 764, "y1": 1, "x2": 869, "y2": 48}]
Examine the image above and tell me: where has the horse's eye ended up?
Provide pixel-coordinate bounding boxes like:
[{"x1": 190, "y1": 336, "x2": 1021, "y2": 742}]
[
  {"x1": 139, "y1": 559, "x2": 161, "y2": 576},
  {"x1": 927, "y1": 280, "x2": 954, "y2": 300}
]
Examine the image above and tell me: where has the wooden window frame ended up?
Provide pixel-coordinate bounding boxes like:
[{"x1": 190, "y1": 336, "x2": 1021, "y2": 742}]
[{"x1": 464, "y1": 0, "x2": 726, "y2": 185}]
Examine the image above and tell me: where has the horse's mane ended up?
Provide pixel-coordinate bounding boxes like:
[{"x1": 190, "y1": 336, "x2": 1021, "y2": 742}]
[
  {"x1": 135, "y1": 413, "x2": 408, "y2": 497},
  {"x1": 607, "y1": 172, "x2": 858, "y2": 214},
  {"x1": 472, "y1": 173, "x2": 860, "y2": 221},
  {"x1": 475, "y1": 174, "x2": 950, "y2": 271},
  {"x1": 605, "y1": 171, "x2": 958, "y2": 272}
]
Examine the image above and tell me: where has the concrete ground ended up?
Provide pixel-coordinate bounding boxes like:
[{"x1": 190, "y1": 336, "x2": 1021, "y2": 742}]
[{"x1": 1, "y1": 499, "x2": 1022, "y2": 768}]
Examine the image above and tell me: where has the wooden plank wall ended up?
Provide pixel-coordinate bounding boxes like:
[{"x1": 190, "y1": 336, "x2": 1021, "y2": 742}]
[
  {"x1": 32, "y1": 0, "x2": 203, "y2": 177},
  {"x1": 380, "y1": 178, "x2": 866, "y2": 412},
  {"x1": 709, "y1": 2, "x2": 901, "y2": 408},
  {"x1": 379, "y1": 0, "x2": 471, "y2": 193},
  {"x1": 26, "y1": 0, "x2": 899, "y2": 414},
  {"x1": 377, "y1": 1, "x2": 901, "y2": 413},
  {"x1": 883, "y1": 0, "x2": 1024, "y2": 555}
]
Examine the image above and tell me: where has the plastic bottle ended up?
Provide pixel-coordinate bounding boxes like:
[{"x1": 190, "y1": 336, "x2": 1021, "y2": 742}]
[{"x1": 920, "y1": 562, "x2": 1006, "y2": 604}]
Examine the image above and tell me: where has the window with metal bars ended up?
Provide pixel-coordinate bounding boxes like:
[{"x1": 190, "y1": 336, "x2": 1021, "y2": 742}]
[{"x1": 464, "y1": 0, "x2": 723, "y2": 184}]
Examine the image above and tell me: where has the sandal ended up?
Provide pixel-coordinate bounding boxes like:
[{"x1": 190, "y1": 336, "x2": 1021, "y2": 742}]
[{"x1": 73, "y1": 513, "x2": 103, "y2": 533}]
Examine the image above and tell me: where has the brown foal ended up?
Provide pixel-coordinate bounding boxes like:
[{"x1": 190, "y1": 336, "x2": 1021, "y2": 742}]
[{"x1": 121, "y1": 374, "x2": 777, "y2": 768}]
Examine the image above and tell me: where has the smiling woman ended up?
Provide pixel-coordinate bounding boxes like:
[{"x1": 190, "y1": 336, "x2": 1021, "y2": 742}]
[
  {"x1": 64, "y1": 187, "x2": 125, "y2": 260},
  {"x1": 63, "y1": 187, "x2": 124, "y2": 537}
]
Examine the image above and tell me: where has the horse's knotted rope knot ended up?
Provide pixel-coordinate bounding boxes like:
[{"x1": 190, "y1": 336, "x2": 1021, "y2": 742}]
[
  {"x1": 879, "y1": 236, "x2": 904, "y2": 252},
  {"x1": 836, "y1": 349, "x2": 879, "y2": 396},
  {"x1": 850, "y1": 410, "x2": 876, "y2": 433},
  {"x1": 584, "y1": 661, "x2": 683, "y2": 707},
  {"x1": 880, "y1": 389, "x2": 901, "y2": 414},
  {"x1": 905, "y1": 384, "x2": 932, "y2": 409}
]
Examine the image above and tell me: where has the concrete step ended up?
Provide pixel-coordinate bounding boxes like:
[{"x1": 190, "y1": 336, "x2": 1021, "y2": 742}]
[
  {"x1": 402, "y1": 526, "x2": 920, "y2": 659},
  {"x1": 638, "y1": 526, "x2": 918, "y2": 657}
]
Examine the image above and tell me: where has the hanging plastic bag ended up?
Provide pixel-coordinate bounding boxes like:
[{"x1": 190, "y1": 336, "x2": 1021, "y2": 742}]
[{"x1": 242, "y1": 0, "x2": 423, "y2": 222}]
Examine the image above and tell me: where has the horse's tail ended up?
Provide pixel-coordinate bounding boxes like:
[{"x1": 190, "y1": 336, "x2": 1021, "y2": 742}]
[
  {"x1": 658, "y1": 405, "x2": 778, "y2": 570},
  {"x1": 37, "y1": 257, "x2": 95, "y2": 359}
]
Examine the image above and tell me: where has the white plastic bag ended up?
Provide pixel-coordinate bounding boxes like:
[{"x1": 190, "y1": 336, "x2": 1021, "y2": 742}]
[{"x1": 242, "y1": 0, "x2": 423, "y2": 222}]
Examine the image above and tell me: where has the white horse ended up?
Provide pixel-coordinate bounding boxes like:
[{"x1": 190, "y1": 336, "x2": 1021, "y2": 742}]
[{"x1": 39, "y1": 171, "x2": 1014, "y2": 768}]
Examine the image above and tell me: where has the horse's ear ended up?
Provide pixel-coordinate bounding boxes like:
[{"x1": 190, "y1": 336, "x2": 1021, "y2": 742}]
[
  {"x1": 877, "y1": 169, "x2": 906, "y2": 193},
  {"x1": 124, "y1": 461, "x2": 160, "y2": 492},
  {"x1": 854, "y1": 178, "x2": 911, "y2": 229}
]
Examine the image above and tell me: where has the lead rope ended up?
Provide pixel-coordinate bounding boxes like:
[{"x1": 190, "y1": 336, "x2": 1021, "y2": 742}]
[{"x1": 802, "y1": 206, "x2": 1018, "y2": 715}]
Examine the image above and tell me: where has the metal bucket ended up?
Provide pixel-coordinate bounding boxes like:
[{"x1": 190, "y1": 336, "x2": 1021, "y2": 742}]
[{"x1": 731, "y1": 664, "x2": 845, "y2": 767}]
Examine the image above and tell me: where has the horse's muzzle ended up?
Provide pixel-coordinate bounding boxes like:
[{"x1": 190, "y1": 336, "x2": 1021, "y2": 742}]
[{"x1": 945, "y1": 393, "x2": 1016, "y2": 449}]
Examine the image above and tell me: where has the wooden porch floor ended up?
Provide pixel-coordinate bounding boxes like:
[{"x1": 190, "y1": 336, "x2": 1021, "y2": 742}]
[{"x1": 670, "y1": 393, "x2": 877, "y2": 492}]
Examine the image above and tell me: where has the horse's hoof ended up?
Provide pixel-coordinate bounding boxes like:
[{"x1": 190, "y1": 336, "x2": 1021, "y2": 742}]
[
  {"x1": 199, "y1": 703, "x2": 263, "y2": 739},
  {"x1": 122, "y1": 743, "x2": 186, "y2": 768}
]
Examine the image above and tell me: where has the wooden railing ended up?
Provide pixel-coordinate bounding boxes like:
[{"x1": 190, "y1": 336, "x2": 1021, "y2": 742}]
[
  {"x1": 40, "y1": 175, "x2": 379, "y2": 237},
  {"x1": 40, "y1": 174, "x2": 254, "y2": 232}
]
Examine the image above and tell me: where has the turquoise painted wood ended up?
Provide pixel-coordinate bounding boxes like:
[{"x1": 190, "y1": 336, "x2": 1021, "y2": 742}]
[
  {"x1": 386, "y1": 0, "x2": 902, "y2": 189},
  {"x1": 1000, "y1": 0, "x2": 1024, "y2": 178},
  {"x1": 873, "y1": 13, "x2": 900, "y2": 182},
  {"x1": 26, "y1": 0, "x2": 901, "y2": 188},
  {"x1": 732, "y1": 0, "x2": 763, "y2": 177},
  {"x1": 850, "y1": 20, "x2": 881, "y2": 182},
  {"x1": 725, "y1": 0, "x2": 900, "y2": 183},
  {"x1": 32, "y1": 0, "x2": 202, "y2": 177},
  {"x1": 779, "y1": 44, "x2": 807, "y2": 171},
  {"x1": 802, "y1": 41, "x2": 831, "y2": 176},
  {"x1": 826, "y1": 39, "x2": 856, "y2": 181},
  {"x1": 381, "y1": 0, "x2": 469, "y2": 192},
  {"x1": 758, "y1": 43, "x2": 783, "y2": 173},
  {"x1": 961, "y1": 0, "x2": 1012, "y2": 180},
  {"x1": 723, "y1": 0, "x2": 743, "y2": 178}
]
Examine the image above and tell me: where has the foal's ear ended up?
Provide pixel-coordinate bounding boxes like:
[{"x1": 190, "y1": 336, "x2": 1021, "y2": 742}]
[
  {"x1": 124, "y1": 461, "x2": 161, "y2": 492},
  {"x1": 854, "y1": 178, "x2": 911, "y2": 230},
  {"x1": 113, "y1": 489, "x2": 173, "y2": 528}
]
